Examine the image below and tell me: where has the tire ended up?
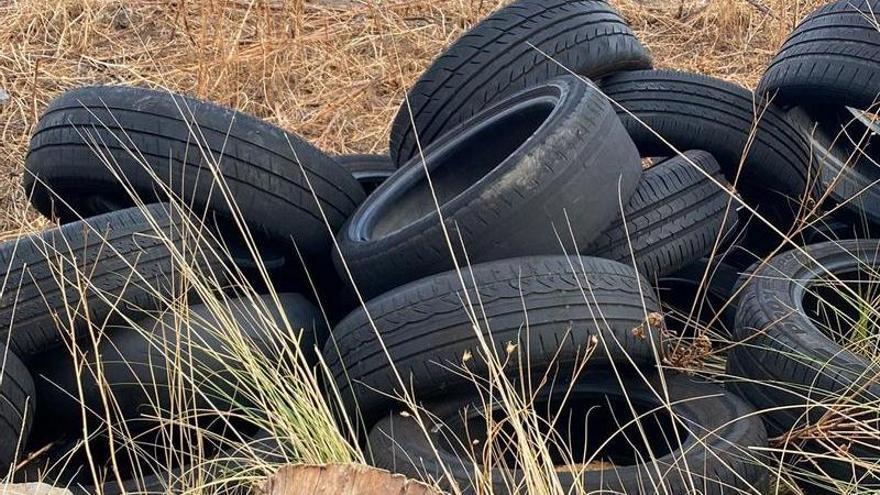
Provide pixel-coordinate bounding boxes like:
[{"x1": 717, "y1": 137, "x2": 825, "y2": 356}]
[
  {"x1": 795, "y1": 105, "x2": 880, "y2": 226},
  {"x1": 335, "y1": 154, "x2": 395, "y2": 194},
  {"x1": 29, "y1": 293, "x2": 326, "y2": 441},
  {"x1": 388, "y1": 0, "x2": 652, "y2": 167},
  {"x1": 1, "y1": 350, "x2": 34, "y2": 471},
  {"x1": 658, "y1": 256, "x2": 742, "y2": 335},
  {"x1": 325, "y1": 256, "x2": 665, "y2": 428},
  {"x1": 583, "y1": 150, "x2": 738, "y2": 280},
  {"x1": 368, "y1": 372, "x2": 769, "y2": 495},
  {"x1": 337, "y1": 75, "x2": 642, "y2": 299},
  {"x1": 756, "y1": 0, "x2": 880, "y2": 111},
  {"x1": 0, "y1": 203, "x2": 215, "y2": 358},
  {"x1": 25, "y1": 86, "x2": 365, "y2": 261},
  {"x1": 600, "y1": 70, "x2": 814, "y2": 217},
  {"x1": 727, "y1": 240, "x2": 880, "y2": 487}
]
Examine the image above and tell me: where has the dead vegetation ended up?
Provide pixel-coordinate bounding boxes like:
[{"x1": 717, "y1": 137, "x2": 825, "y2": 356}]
[{"x1": 0, "y1": 0, "x2": 824, "y2": 232}]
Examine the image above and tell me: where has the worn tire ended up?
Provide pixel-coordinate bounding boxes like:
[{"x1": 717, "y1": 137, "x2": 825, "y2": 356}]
[
  {"x1": 796, "y1": 105, "x2": 880, "y2": 226},
  {"x1": 727, "y1": 240, "x2": 880, "y2": 487},
  {"x1": 756, "y1": 0, "x2": 880, "y2": 111},
  {"x1": 584, "y1": 150, "x2": 738, "y2": 280},
  {"x1": 335, "y1": 154, "x2": 395, "y2": 194},
  {"x1": 1, "y1": 350, "x2": 34, "y2": 471},
  {"x1": 389, "y1": 0, "x2": 651, "y2": 166},
  {"x1": 0, "y1": 204, "x2": 214, "y2": 357},
  {"x1": 30, "y1": 293, "x2": 326, "y2": 441},
  {"x1": 325, "y1": 256, "x2": 664, "y2": 428},
  {"x1": 601, "y1": 70, "x2": 814, "y2": 215},
  {"x1": 338, "y1": 75, "x2": 642, "y2": 298},
  {"x1": 368, "y1": 372, "x2": 769, "y2": 495},
  {"x1": 25, "y1": 86, "x2": 365, "y2": 260},
  {"x1": 658, "y1": 256, "x2": 742, "y2": 335}
]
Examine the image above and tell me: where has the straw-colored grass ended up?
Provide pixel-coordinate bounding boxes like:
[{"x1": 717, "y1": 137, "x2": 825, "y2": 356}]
[
  {"x1": 3, "y1": 1, "x2": 878, "y2": 494},
  {"x1": 0, "y1": 0, "x2": 825, "y2": 233}
]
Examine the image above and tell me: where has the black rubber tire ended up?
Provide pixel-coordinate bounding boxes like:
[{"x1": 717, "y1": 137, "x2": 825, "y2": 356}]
[
  {"x1": 583, "y1": 150, "x2": 738, "y2": 280},
  {"x1": 1, "y1": 350, "x2": 34, "y2": 471},
  {"x1": 337, "y1": 75, "x2": 642, "y2": 299},
  {"x1": 727, "y1": 240, "x2": 880, "y2": 487},
  {"x1": 25, "y1": 86, "x2": 365, "y2": 259},
  {"x1": 756, "y1": 0, "x2": 880, "y2": 111},
  {"x1": 368, "y1": 372, "x2": 769, "y2": 495},
  {"x1": 389, "y1": 0, "x2": 651, "y2": 167},
  {"x1": 0, "y1": 203, "x2": 215, "y2": 358},
  {"x1": 325, "y1": 255, "x2": 664, "y2": 428},
  {"x1": 30, "y1": 293, "x2": 325, "y2": 441},
  {"x1": 335, "y1": 154, "x2": 395, "y2": 194},
  {"x1": 600, "y1": 70, "x2": 814, "y2": 216},
  {"x1": 795, "y1": 105, "x2": 880, "y2": 226},
  {"x1": 658, "y1": 256, "x2": 742, "y2": 335}
]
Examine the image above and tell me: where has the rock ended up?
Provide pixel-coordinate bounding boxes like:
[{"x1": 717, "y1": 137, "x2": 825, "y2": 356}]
[
  {"x1": 0, "y1": 483, "x2": 73, "y2": 495},
  {"x1": 263, "y1": 463, "x2": 440, "y2": 495}
]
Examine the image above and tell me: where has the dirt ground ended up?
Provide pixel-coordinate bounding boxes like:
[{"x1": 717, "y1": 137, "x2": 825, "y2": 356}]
[{"x1": 0, "y1": 0, "x2": 825, "y2": 232}]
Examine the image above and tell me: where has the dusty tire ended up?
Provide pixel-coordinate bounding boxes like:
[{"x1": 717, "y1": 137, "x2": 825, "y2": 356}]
[
  {"x1": 325, "y1": 256, "x2": 664, "y2": 428},
  {"x1": 389, "y1": 0, "x2": 651, "y2": 167},
  {"x1": 30, "y1": 293, "x2": 326, "y2": 441},
  {"x1": 727, "y1": 240, "x2": 880, "y2": 487},
  {"x1": 756, "y1": 0, "x2": 880, "y2": 111},
  {"x1": 601, "y1": 70, "x2": 814, "y2": 216},
  {"x1": 25, "y1": 86, "x2": 365, "y2": 261},
  {"x1": 0, "y1": 204, "x2": 215, "y2": 357},
  {"x1": 583, "y1": 150, "x2": 738, "y2": 280},
  {"x1": 1, "y1": 350, "x2": 34, "y2": 471},
  {"x1": 337, "y1": 75, "x2": 642, "y2": 298},
  {"x1": 368, "y1": 372, "x2": 769, "y2": 495},
  {"x1": 335, "y1": 154, "x2": 395, "y2": 194}
]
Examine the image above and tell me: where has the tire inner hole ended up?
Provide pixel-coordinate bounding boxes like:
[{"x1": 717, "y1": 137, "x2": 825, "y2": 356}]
[
  {"x1": 369, "y1": 99, "x2": 555, "y2": 239},
  {"x1": 803, "y1": 269, "x2": 880, "y2": 363}
]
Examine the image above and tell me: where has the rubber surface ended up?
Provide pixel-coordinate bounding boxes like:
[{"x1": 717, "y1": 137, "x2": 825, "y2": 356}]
[
  {"x1": 335, "y1": 154, "x2": 395, "y2": 194},
  {"x1": 25, "y1": 86, "x2": 365, "y2": 258},
  {"x1": 30, "y1": 293, "x2": 325, "y2": 441},
  {"x1": 601, "y1": 70, "x2": 815, "y2": 216},
  {"x1": 658, "y1": 256, "x2": 742, "y2": 336},
  {"x1": 584, "y1": 150, "x2": 738, "y2": 280},
  {"x1": 1, "y1": 350, "x2": 34, "y2": 471},
  {"x1": 796, "y1": 105, "x2": 880, "y2": 226},
  {"x1": 368, "y1": 372, "x2": 770, "y2": 494},
  {"x1": 389, "y1": 0, "x2": 651, "y2": 166},
  {"x1": 325, "y1": 255, "x2": 664, "y2": 428},
  {"x1": 338, "y1": 75, "x2": 642, "y2": 299},
  {"x1": 727, "y1": 240, "x2": 880, "y2": 487},
  {"x1": 0, "y1": 203, "x2": 214, "y2": 357},
  {"x1": 757, "y1": 0, "x2": 880, "y2": 110}
]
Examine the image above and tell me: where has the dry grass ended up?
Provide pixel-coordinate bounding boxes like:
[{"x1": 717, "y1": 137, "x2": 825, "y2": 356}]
[{"x1": 0, "y1": 0, "x2": 825, "y2": 233}]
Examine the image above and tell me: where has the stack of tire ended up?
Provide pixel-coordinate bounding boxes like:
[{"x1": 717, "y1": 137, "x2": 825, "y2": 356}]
[
  {"x1": 323, "y1": 1, "x2": 780, "y2": 493},
  {"x1": 6, "y1": 88, "x2": 349, "y2": 490},
  {"x1": 2, "y1": 0, "x2": 876, "y2": 493},
  {"x1": 726, "y1": 0, "x2": 880, "y2": 491}
]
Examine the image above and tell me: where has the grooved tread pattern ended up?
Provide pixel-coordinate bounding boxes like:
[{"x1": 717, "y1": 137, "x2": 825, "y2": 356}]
[
  {"x1": 585, "y1": 150, "x2": 737, "y2": 279},
  {"x1": 757, "y1": 0, "x2": 880, "y2": 109},
  {"x1": 325, "y1": 256, "x2": 663, "y2": 425},
  {"x1": 388, "y1": 0, "x2": 651, "y2": 166},
  {"x1": 601, "y1": 70, "x2": 814, "y2": 212},
  {"x1": 337, "y1": 76, "x2": 642, "y2": 299},
  {"x1": 25, "y1": 86, "x2": 365, "y2": 256},
  {"x1": 0, "y1": 350, "x2": 34, "y2": 471},
  {"x1": 0, "y1": 204, "x2": 215, "y2": 357}
]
